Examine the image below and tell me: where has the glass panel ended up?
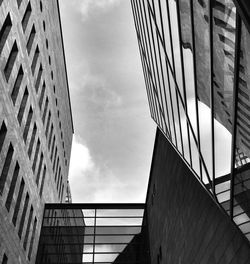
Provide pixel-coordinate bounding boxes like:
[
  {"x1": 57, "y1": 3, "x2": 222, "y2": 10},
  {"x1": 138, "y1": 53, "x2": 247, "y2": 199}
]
[{"x1": 233, "y1": 21, "x2": 250, "y2": 242}]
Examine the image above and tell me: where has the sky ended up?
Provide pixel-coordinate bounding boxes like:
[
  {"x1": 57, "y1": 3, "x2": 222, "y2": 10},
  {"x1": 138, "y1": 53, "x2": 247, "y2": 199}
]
[{"x1": 58, "y1": 0, "x2": 155, "y2": 203}]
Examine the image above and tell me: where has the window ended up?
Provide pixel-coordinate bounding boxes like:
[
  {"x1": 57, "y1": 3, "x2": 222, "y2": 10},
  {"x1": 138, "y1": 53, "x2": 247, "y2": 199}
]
[
  {"x1": 60, "y1": 184, "x2": 64, "y2": 202},
  {"x1": 23, "y1": 205, "x2": 33, "y2": 250},
  {"x1": 35, "y1": 152, "x2": 43, "y2": 185},
  {"x1": 32, "y1": 139, "x2": 40, "y2": 172},
  {"x1": 58, "y1": 175, "x2": 62, "y2": 196},
  {"x1": 42, "y1": 97, "x2": 48, "y2": 124},
  {"x1": 0, "y1": 13, "x2": 12, "y2": 55},
  {"x1": 0, "y1": 143, "x2": 14, "y2": 194},
  {"x1": 5, "y1": 162, "x2": 19, "y2": 211},
  {"x1": 56, "y1": 168, "x2": 61, "y2": 190},
  {"x1": 52, "y1": 147, "x2": 57, "y2": 170},
  {"x1": 17, "y1": 87, "x2": 28, "y2": 125},
  {"x1": 1, "y1": 254, "x2": 8, "y2": 264},
  {"x1": 26, "y1": 24, "x2": 36, "y2": 55},
  {"x1": 48, "y1": 55, "x2": 51, "y2": 65},
  {"x1": 28, "y1": 217, "x2": 37, "y2": 260},
  {"x1": 43, "y1": 21, "x2": 45, "y2": 31},
  {"x1": 22, "y1": 2, "x2": 32, "y2": 32},
  {"x1": 45, "y1": 111, "x2": 51, "y2": 137},
  {"x1": 39, "y1": 81, "x2": 45, "y2": 109},
  {"x1": 4, "y1": 41, "x2": 18, "y2": 82},
  {"x1": 31, "y1": 45, "x2": 39, "y2": 75},
  {"x1": 18, "y1": 192, "x2": 29, "y2": 238},
  {"x1": 12, "y1": 178, "x2": 25, "y2": 226},
  {"x1": 50, "y1": 135, "x2": 55, "y2": 160},
  {"x1": 40, "y1": 0, "x2": 42, "y2": 12},
  {"x1": 35, "y1": 64, "x2": 43, "y2": 93},
  {"x1": 11, "y1": 66, "x2": 24, "y2": 105},
  {"x1": 17, "y1": 0, "x2": 22, "y2": 8},
  {"x1": 0, "y1": 121, "x2": 7, "y2": 153},
  {"x1": 48, "y1": 124, "x2": 53, "y2": 149},
  {"x1": 54, "y1": 157, "x2": 59, "y2": 176},
  {"x1": 28, "y1": 123, "x2": 37, "y2": 158},
  {"x1": 46, "y1": 39, "x2": 48, "y2": 49},
  {"x1": 51, "y1": 70, "x2": 53, "y2": 80},
  {"x1": 23, "y1": 106, "x2": 33, "y2": 143},
  {"x1": 39, "y1": 165, "x2": 46, "y2": 197}
]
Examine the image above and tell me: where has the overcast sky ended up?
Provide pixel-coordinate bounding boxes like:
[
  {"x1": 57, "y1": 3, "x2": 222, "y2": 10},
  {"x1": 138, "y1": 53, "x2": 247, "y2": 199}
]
[{"x1": 58, "y1": 0, "x2": 155, "y2": 203}]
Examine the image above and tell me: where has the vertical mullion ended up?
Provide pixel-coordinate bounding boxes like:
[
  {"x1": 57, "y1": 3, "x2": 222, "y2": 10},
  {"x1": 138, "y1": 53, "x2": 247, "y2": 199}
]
[
  {"x1": 164, "y1": 0, "x2": 184, "y2": 155},
  {"x1": 175, "y1": 0, "x2": 193, "y2": 166},
  {"x1": 229, "y1": 13, "x2": 241, "y2": 219},
  {"x1": 190, "y1": 0, "x2": 203, "y2": 180},
  {"x1": 132, "y1": 0, "x2": 157, "y2": 121},
  {"x1": 141, "y1": 0, "x2": 164, "y2": 129},
  {"x1": 147, "y1": 2, "x2": 169, "y2": 137},
  {"x1": 137, "y1": 0, "x2": 159, "y2": 125},
  {"x1": 209, "y1": 0, "x2": 216, "y2": 195}
]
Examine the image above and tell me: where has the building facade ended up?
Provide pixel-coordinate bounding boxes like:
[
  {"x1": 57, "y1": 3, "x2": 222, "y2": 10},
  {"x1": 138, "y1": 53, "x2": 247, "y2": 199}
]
[
  {"x1": 131, "y1": 0, "x2": 250, "y2": 243},
  {"x1": 0, "y1": 0, "x2": 73, "y2": 263}
]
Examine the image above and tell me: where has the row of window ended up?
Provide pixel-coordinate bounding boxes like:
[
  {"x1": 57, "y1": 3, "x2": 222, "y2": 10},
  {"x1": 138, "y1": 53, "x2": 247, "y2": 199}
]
[{"x1": 0, "y1": 121, "x2": 37, "y2": 260}]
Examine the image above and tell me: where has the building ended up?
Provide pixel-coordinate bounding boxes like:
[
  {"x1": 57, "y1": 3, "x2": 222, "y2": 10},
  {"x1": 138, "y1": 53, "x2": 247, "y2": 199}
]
[
  {"x1": 130, "y1": 0, "x2": 250, "y2": 262},
  {"x1": 0, "y1": 0, "x2": 73, "y2": 263}
]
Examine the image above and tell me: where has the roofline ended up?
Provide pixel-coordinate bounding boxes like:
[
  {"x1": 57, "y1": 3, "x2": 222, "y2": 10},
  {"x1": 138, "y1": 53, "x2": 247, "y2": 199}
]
[{"x1": 56, "y1": 0, "x2": 74, "y2": 133}]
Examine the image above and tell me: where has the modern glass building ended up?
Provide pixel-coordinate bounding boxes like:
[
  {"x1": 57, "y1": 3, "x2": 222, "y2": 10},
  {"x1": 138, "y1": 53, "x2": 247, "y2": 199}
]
[{"x1": 131, "y1": 0, "x2": 250, "y2": 241}]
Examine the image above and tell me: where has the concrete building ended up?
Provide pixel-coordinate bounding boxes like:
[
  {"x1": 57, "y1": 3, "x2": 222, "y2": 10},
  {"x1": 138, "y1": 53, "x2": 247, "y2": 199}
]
[{"x1": 0, "y1": 0, "x2": 73, "y2": 263}]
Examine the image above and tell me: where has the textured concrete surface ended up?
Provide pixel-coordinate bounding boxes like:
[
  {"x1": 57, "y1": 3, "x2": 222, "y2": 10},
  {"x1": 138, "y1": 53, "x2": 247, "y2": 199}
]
[{"x1": 0, "y1": 0, "x2": 73, "y2": 263}]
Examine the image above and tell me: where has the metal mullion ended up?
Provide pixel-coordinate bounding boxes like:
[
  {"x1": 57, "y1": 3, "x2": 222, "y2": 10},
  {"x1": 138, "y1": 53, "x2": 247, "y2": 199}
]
[
  {"x1": 141, "y1": 0, "x2": 164, "y2": 129},
  {"x1": 132, "y1": 0, "x2": 158, "y2": 121},
  {"x1": 229, "y1": 13, "x2": 241, "y2": 219},
  {"x1": 164, "y1": 0, "x2": 184, "y2": 155},
  {"x1": 139, "y1": 43, "x2": 176, "y2": 138},
  {"x1": 209, "y1": 0, "x2": 216, "y2": 195},
  {"x1": 151, "y1": 1, "x2": 172, "y2": 139},
  {"x1": 155, "y1": 1, "x2": 172, "y2": 140},
  {"x1": 175, "y1": 0, "x2": 193, "y2": 166},
  {"x1": 136, "y1": 0, "x2": 160, "y2": 125},
  {"x1": 189, "y1": 0, "x2": 203, "y2": 180},
  {"x1": 146, "y1": 1, "x2": 177, "y2": 147},
  {"x1": 148, "y1": 2, "x2": 170, "y2": 137},
  {"x1": 92, "y1": 209, "x2": 96, "y2": 264}
]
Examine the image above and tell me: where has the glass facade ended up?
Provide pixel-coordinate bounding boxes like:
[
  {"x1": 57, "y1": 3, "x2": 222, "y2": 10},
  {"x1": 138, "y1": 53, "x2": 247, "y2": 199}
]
[
  {"x1": 36, "y1": 204, "x2": 149, "y2": 264},
  {"x1": 131, "y1": 0, "x2": 250, "y2": 241}
]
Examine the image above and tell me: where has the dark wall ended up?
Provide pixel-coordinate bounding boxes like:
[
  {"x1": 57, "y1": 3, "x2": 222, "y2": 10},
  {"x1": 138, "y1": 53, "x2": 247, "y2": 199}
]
[{"x1": 146, "y1": 129, "x2": 250, "y2": 264}]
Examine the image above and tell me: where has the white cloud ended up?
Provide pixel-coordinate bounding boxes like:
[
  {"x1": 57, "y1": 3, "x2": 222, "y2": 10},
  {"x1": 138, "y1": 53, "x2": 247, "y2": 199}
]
[
  {"x1": 68, "y1": 135, "x2": 128, "y2": 203},
  {"x1": 70, "y1": 0, "x2": 121, "y2": 21}
]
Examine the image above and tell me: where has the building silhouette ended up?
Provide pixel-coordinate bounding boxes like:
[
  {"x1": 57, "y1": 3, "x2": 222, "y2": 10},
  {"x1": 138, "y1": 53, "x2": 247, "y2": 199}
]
[{"x1": 0, "y1": 0, "x2": 73, "y2": 263}]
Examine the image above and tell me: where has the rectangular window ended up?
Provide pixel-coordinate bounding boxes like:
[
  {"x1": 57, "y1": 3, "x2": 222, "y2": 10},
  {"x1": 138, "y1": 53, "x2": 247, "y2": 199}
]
[
  {"x1": 54, "y1": 156, "x2": 59, "y2": 176},
  {"x1": 39, "y1": 165, "x2": 46, "y2": 197},
  {"x1": 23, "y1": 205, "x2": 33, "y2": 250},
  {"x1": 11, "y1": 66, "x2": 24, "y2": 105},
  {"x1": 31, "y1": 45, "x2": 39, "y2": 75},
  {"x1": 0, "y1": 13, "x2": 12, "y2": 55},
  {"x1": 12, "y1": 178, "x2": 25, "y2": 226},
  {"x1": 38, "y1": 81, "x2": 45, "y2": 109},
  {"x1": 32, "y1": 139, "x2": 40, "y2": 172},
  {"x1": 0, "y1": 143, "x2": 14, "y2": 194},
  {"x1": 56, "y1": 168, "x2": 61, "y2": 190},
  {"x1": 0, "y1": 121, "x2": 7, "y2": 153},
  {"x1": 42, "y1": 97, "x2": 48, "y2": 124},
  {"x1": 45, "y1": 111, "x2": 51, "y2": 137},
  {"x1": 5, "y1": 162, "x2": 19, "y2": 211},
  {"x1": 26, "y1": 24, "x2": 35, "y2": 55},
  {"x1": 50, "y1": 136, "x2": 55, "y2": 160},
  {"x1": 28, "y1": 123, "x2": 37, "y2": 158},
  {"x1": 35, "y1": 152, "x2": 43, "y2": 185},
  {"x1": 22, "y1": 2, "x2": 32, "y2": 32},
  {"x1": 1, "y1": 254, "x2": 8, "y2": 264},
  {"x1": 17, "y1": 87, "x2": 28, "y2": 125},
  {"x1": 4, "y1": 41, "x2": 18, "y2": 82},
  {"x1": 52, "y1": 148, "x2": 58, "y2": 172},
  {"x1": 18, "y1": 192, "x2": 29, "y2": 238},
  {"x1": 23, "y1": 106, "x2": 33, "y2": 143},
  {"x1": 60, "y1": 184, "x2": 64, "y2": 202},
  {"x1": 35, "y1": 64, "x2": 42, "y2": 92},
  {"x1": 58, "y1": 175, "x2": 62, "y2": 196},
  {"x1": 28, "y1": 217, "x2": 37, "y2": 260},
  {"x1": 48, "y1": 124, "x2": 53, "y2": 149}
]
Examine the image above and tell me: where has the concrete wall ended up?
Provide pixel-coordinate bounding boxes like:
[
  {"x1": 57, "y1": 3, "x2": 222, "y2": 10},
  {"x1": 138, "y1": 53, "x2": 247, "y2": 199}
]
[
  {"x1": 0, "y1": 0, "x2": 73, "y2": 263},
  {"x1": 146, "y1": 129, "x2": 250, "y2": 264}
]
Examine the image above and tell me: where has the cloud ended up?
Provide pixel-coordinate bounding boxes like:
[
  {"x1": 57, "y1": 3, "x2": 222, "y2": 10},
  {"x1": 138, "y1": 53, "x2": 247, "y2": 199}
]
[
  {"x1": 69, "y1": 0, "x2": 121, "y2": 21},
  {"x1": 68, "y1": 135, "x2": 128, "y2": 203}
]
